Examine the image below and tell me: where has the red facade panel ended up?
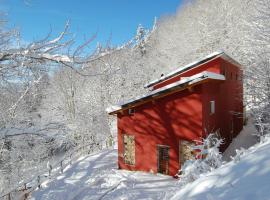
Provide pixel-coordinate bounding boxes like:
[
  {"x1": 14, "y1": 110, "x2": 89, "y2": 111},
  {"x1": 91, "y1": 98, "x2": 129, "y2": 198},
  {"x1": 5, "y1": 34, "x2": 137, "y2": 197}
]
[
  {"x1": 118, "y1": 86, "x2": 203, "y2": 176},
  {"x1": 199, "y1": 58, "x2": 243, "y2": 150},
  {"x1": 153, "y1": 58, "x2": 221, "y2": 90}
]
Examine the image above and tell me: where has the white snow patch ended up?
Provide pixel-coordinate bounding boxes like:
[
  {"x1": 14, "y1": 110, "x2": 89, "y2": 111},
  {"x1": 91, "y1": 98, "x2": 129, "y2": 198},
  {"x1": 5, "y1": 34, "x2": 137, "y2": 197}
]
[
  {"x1": 106, "y1": 105, "x2": 122, "y2": 113},
  {"x1": 30, "y1": 126, "x2": 270, "y2": 200},
  {"x1": 223, "y1": 117, "x2": 258, "y2": 161},
  {"x1": 30, "y1": 149, "x2": 177, "y2": 200},
  {"x1": 170, "y1": 137, "x2": 270, "y2": 200}
]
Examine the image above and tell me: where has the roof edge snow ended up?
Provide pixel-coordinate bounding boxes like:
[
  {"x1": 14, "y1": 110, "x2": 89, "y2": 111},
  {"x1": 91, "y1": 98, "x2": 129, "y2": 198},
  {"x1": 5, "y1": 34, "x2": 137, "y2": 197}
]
[{"x1": 144, "y1": 51, "x2": 240, "y2": 89}]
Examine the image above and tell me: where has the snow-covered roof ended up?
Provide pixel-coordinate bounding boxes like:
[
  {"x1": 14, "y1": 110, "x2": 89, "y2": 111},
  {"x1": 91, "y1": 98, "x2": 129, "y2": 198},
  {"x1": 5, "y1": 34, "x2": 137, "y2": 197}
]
[
  {"x1": 108, "y1": 71, "x2": 225, "y2": 114},
  {"x1": 144, "y1": 51, "x2": 240, "y2": 88},
  {"x1": 106, "y1": 105, "x2": 122, "y2": 114}
]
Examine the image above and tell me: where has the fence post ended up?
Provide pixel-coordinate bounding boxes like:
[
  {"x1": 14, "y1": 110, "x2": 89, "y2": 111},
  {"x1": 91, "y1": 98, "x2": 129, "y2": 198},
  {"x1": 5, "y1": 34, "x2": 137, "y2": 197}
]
[
  {"x1": 48, "y1": 165, "x2": 52, "y2": 178},
  {"x1": 88, "y1": 144, "x2": 92, "y2": 154},
  {"x1": 23, "y1": 183, "x2": 27, "y2": 200},
  {"x1": 7, "y1": 193, "x2": 11, "y2": 200},
  {"x1": 69, "y1": 154, "x2": 72, "y2": 165},
  {"x1": 60, "y1": 161, "x2": 63, "y2": 173},
  {"x1": 37, "y1": 175, "x2": 41, "y2": 189}
]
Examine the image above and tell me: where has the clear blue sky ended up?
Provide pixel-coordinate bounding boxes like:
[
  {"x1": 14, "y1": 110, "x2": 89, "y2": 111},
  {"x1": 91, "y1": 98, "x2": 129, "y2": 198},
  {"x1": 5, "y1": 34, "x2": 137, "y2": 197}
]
[{"x1": 1, "y1": 0, "x2": 181, "y2": 48}]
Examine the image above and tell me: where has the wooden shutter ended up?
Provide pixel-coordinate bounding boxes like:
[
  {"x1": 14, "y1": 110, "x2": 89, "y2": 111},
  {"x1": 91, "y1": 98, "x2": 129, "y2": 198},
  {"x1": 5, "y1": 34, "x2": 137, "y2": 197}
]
[
  {"x1": 123, "y1": 134, "x2": 135, "y2": 165},
  {"x1": 179, "y1": 140, "x2": 194, "y2": 167}
]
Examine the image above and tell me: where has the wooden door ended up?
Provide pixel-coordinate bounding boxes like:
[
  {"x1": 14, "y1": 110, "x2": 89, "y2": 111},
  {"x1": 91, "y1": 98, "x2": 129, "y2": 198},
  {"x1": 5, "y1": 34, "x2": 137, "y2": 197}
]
[
  {"x1": 157, "y1": 145, "x2": 170, "y2": 175},
  {"x1": 123, "y1": 134, "x2": 135, "y2": 165}
]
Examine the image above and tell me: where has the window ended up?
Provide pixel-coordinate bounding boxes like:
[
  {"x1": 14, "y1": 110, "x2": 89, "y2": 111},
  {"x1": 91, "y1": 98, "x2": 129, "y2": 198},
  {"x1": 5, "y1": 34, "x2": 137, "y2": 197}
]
[
  {"x1": 231, "y1": 72, "x2": 233, "y2": 80},
  {"x1": 123, "y1": 134, "x2": 135, "y2": 165},
  {"x1": 210, "y1": 101, "x2": 215, "y2": 114},
  {"x1": 128, "y1": 108, "x2": 135, "y2": 115},
  {"x1": 157, "y1": 145, "x2": 170, "y2": 175}
]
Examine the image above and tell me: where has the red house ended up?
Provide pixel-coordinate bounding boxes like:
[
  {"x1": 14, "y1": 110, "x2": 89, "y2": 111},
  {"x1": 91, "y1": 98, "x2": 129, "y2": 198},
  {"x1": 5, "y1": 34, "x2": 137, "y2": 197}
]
[{"x1": 108, "y1": 52, "x2": 243, "y2": 176}]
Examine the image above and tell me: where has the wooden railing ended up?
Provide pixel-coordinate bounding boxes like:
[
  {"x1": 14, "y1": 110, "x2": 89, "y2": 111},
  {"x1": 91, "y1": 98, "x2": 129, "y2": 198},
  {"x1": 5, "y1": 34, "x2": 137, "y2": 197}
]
[{"x1": 0, "y1": 142, "x2": 103, "y2": 200}]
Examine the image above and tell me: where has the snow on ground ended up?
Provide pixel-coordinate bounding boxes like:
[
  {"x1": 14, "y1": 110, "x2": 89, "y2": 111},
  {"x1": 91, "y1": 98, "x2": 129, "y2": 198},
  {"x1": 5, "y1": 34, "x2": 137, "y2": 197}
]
[
  {"x1": 171, "y1": 136, "x2": 270, "y2": 200},
  {"x1": 30, "y1": 149, "x2": 177, "y2": 200},
  {"x1": 223, "y1": 118, "x2": 258, "y2": 161},
  {"x1": 31, "y1": 120, "x2": 270, "y2": 200}
]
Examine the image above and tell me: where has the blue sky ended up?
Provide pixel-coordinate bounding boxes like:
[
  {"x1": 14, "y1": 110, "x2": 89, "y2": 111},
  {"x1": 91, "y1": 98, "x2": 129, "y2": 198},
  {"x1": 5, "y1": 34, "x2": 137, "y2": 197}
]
[{"x1": 1, "y1": 0, "x2": 181, "y2": 48}]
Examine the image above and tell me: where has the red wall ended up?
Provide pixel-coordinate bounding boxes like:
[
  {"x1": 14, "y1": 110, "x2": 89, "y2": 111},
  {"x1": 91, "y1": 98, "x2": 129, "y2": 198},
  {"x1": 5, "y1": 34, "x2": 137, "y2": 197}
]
[
  {"x1": 117, "y1": 86, "x2": 203, "y2": 176},
  {"x1": 153, "y1": 58, "x2": 221, "y2": 90},
  {"x1": 202, "y1": 58, "x2": 243, "y2": 151}
]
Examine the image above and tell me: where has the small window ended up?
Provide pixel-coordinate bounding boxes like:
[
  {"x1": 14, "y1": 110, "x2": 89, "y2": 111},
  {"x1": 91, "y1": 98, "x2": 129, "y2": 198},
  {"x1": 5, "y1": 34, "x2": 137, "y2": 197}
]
[
  {"x1": 231, "y1": 72, "x2": 233, "y2": 80},
  {"x1": 128, "y1": 108, "x2": 135, "y2": 115},
  {"x1": 210, "y1": 101, "x2": 215, "y2": 114}
]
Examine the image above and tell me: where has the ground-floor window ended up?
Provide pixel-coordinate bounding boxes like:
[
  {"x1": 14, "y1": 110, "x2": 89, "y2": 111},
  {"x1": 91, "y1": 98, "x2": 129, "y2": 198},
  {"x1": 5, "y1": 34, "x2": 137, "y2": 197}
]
[
  {"x1": 123, "y1": 134, "x2": 135, "y2": 165},
  {"x1": 157, "y1": 145, "x2": 170, "y2": 175},
  {"x1": 179, "y1": 140, "x2": 195, "y2": 168}
]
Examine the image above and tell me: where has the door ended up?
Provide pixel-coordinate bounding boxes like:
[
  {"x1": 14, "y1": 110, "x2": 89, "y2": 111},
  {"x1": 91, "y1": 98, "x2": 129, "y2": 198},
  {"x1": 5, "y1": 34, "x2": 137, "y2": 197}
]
[
  {"x1": 123, "y1": 134, "x2": 135, "y2": 165},
  {"x1": 179, "y1": 140, "x2": 194, "y2": 168},
  {"x1": 157, "y1": 145, "x2": 170, "y2": 175}
]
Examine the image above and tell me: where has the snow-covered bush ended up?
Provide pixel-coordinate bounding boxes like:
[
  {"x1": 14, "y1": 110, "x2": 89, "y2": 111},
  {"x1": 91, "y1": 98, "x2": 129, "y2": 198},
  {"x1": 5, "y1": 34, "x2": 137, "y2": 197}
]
[
  {"x1": 178, "y1": 133, "x2": 223, "y2": 185},
  {"x1": 231, "y1": 147, "x2": 246, "y2": 163}
]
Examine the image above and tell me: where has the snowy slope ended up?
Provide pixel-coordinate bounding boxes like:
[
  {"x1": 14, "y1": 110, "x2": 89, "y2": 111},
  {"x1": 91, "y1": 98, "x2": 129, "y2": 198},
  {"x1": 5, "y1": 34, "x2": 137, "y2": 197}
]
[
  {"x1": 30, "y1": 149, "x2": 178, "y2": 200},
  {"x1": 171, "y1": 137, "x2": 270, "y2": 200},
  {"x1": 31, "y1": 126, "x2": 270, "y2": 200},
  {"x1": 223, "y1": 118, "x2": 258, "y2": 161}
]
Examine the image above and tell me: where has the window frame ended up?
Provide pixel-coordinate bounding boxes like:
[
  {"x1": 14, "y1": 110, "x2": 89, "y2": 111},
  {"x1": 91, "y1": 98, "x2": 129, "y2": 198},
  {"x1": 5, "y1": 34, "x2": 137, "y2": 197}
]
[{"x1": 210, "y1": 100, "x2": 215, "y2": 115}]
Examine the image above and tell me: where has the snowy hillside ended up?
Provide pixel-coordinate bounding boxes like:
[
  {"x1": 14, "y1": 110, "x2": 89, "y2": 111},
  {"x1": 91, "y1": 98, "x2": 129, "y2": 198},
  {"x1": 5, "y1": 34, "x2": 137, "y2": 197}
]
[
  {"x1": 30, "y1": 149, "x2": 178, "y2": 200},
  {"x1": 171, "y1": 136, "x2": 270, "y2": 200},
  {"x1": 30, "y1": 133, "x2": 270, "y2": 200}
]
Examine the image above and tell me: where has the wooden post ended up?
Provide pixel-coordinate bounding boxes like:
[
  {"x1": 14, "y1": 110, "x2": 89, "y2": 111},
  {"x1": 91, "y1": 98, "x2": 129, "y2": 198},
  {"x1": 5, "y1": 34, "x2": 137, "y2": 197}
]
[
  {"x1": 24, "y1": 183, "x2": 27, "y2": 200},
  {"x1": 48, "y1": 164, "x2": 52, "y2": 178},
  {"x1": 60, "y1": 161, "x2": 63, "y2": 173},
  {"x1": 69, "y1": 154, "x2": 72, "y2": 165},
  {"x1": 37, "y1": 175, "x2": 41, "y2": 189},
  {"x1": 7, "y1": 193, "x2": 11, "y2": 200}
]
